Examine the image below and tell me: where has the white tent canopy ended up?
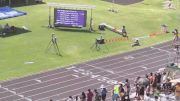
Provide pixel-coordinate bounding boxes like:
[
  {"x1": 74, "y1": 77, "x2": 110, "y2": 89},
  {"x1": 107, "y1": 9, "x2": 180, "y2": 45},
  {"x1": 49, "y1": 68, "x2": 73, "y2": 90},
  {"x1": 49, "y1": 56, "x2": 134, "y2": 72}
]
[{"x1": 47, "y1": 3, "x2": 96, "y2": 9}]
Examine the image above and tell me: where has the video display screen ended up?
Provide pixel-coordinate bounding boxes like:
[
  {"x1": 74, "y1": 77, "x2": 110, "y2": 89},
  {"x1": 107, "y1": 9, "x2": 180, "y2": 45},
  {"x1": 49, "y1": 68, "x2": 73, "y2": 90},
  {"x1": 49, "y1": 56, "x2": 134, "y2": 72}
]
[{"x1": 54, "y1": 9, "x2": 87, "y2": 28}]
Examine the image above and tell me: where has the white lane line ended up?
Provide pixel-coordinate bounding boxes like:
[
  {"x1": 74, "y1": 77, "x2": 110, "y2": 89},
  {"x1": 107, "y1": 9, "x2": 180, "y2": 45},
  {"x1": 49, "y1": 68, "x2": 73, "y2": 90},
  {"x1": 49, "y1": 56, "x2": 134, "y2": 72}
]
[
  {"x1": 106, "y1": 53, "x2": 168, "y2": 72},
  {"x1": 12, "y1": 75, "x2": 75, "y2": 91},
  {"x1": 2, "y1": 45, "x2": 172, "y2": 100},
  {"x1": 13, "y1": 76, "x2": 79, "y2": 95},
  {"x1": 34, "y1": 79, "x2": 42, "y2": 83},
  {"x1": 71, "y1": 74, "x2": 79, "y2": 78},
  {"x1": 0, "y1": 85, "x2": 9, "y2": 94},
  {"x1": 99, "y1": 51, "x2": 166, "y2": 68},
  {"x1": 90, "y1": 43, "x2": 171, "y2": 66},
  {"x1": 12, "y1": 58, "x2": 168, "y2": 101},
  {"x1": 2, "y1": 43, "x2": 171, "y2": 89},
  {"x1": 84, "y1": 63, "x2": 115, "y2": 74},
  {"x1": 50, "y1": 63, "x2": 165, "y2": 101},
  {"x1": 59, "y1": 62, "x2": 165, "y2": 101},
  {"x1": 10, "y1": 52, "x2": 169, "y2": 97},
  {"x1": 16, "y1": 47, "x2": 172, "y2": 100},
  {"x1": 141, "y1": 66, "x2": 148, "y2": 70},
  {"x1": 0, "y1": 40, "x2": 171, "y2": 88},
  {"x1": 124, "y1": 55, "x2": 134, "y2": 60},
  {"x1": 8, "y1": 49, "x2": 167, "y2": 92},
  {"x1": 4, "y1": 69, "x2": 73, "y2": 88},
  {"x1": 31, "y1": 61, "x2": 167, "y2": 100},
  {"x1": 12, "y1": 52, "x2": 168, "y2": 94},
  {"x1": 0, "y1": 86, "x2": 32, "y2": 101},
  {"x1": 66, "y1": 66, "x2": 76, "y2": 70},
  {"x1": 151, "y1": 46, "x2": 172, "y2": 53},
  {"x1": 13, "y1": 58, "x2": 167, "y2": 98}
]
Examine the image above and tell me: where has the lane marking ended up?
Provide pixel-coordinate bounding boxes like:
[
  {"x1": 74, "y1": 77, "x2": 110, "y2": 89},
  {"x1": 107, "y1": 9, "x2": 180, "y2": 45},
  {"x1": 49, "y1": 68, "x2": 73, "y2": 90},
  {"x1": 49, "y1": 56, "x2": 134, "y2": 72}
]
[
  {"x1": 151, "y1": 46, "x2": 172, "y2": 53},
  {"x1": 13, "y1": 53, "x2": 176, "y2": 101},
  {"x1": 51, "y1": 63, "x2": 166, "y2": 101},
  {"x1": 13, "y1": 58, "x2": 168, "y2": 101},
  {"x1": 5, "y1": 53, "x2": 169, "y2": 100},
  {"x1": 124, "y1": 55, "x2": 134, "y2": 60},
  {"x1": 4, "y1": 53, "x2": 170, "y2": 99},
  {"x1": 0, "y1": 86, "x2": 32, "y2": 101},
  {"x1": 1, "y1": 42, "x2": 173, "y2": 100},
  {"x1": 84, "y1": 63, "x2": 114, "y2": 74},
  {"x1": 2, "y1": 43, "x2": 171, "y2": 89},
  {"x1": 34, "y1": 79, "x2": 42, "y2": 83},
  {"x1": 36, "y1": 63, "x2": 167, "y2": 100},
  {"x1": 71, "y1": 74, "x2": 79, "y2": 78},
  {"x1": 141, "y1": 66, "x2": 148, "y2": 69},
  {"x1": 0, "y1": 40, "x2": 172, "y2": 88},
  {"x1": 66, "y1": 66, "x2": 76, "y2": 70},
  {"x1": 100, "y1": 51, "x2": 166, "y2": 68}
]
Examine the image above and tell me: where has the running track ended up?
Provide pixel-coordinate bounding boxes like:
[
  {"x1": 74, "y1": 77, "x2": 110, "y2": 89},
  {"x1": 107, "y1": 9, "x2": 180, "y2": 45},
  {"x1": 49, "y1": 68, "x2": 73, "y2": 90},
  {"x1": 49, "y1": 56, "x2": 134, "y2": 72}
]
[{"x1": 0, "y1": 41, "x2": 180, "y2": 101}]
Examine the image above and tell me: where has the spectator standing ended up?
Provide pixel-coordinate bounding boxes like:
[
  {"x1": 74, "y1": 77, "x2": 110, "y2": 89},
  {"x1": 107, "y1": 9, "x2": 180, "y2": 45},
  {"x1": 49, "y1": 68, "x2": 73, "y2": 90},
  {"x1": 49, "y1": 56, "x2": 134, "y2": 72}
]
[
  {"x1": 112, "y1": 90, "x2": 119, "y2": 101},
  {"x1": 87, "y1": 89, "x2": 94, "y2": 101},
  {"x1": 124, "y1": 79, "x2": 130, "y2": 99},
  {"x1": 101, "y1": 88, "x2": 107, "y2": 101},
  {"x1": 94, "y1": 89, "x2": 101, "y2": 101},
  {"x1": 75, "y1": 96, "x2": 81, "y2": 101},
  {"x1": 154, "y1": 87, "x2": 160, "y2": 101},
  {"x1": 134, "y1": 77, "x2": 140, "y2": 98},
  {"x1": 148, "y1": 73, "x2": 154, "y2": 95},
  {"x1": 119, "y1": 84, "x2": 125, "y2": 101},
  {"x1": 139, "y1": 86, "x2": 145, "y2": 101},
  {"x1": 121, "y1": 26, "x2": 128, "y2": 37},
  {"x1": 156, "y1": 73, "x2": 162, "y2": 88},
  {"x1": 113, "y1": 83, "x2": 120, "y2": 101},
  {"x1": 173, "y1": 29, "x2": 179, "y2": 42},
  {"x1": 175, "y1": 82, "x2": 180, "y2": 101},
  {"x1": 152, "y1": 74, "x2": 158, "y2": 92},
  {"x1": 164, "y1": 79, "x2": 172, "y2": 100},
  {"x1": 80, "y1": 92, "x2": 86, "y2": 101}
]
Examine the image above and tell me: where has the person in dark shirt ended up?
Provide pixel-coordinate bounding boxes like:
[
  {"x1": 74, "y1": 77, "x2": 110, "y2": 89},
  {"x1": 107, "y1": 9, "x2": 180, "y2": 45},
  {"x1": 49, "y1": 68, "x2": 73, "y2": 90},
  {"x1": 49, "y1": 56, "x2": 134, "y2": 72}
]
[
  {"x1": 156, "y1": 73, "x2": 162, "y2": 88},
  {"x1": 164, "y1": 78, "x2": 172, "y2": 99},
  {"x1": 139, "y1": 86, "x2": 145, "y2": 100},
  {"x1": 119, "y1": 84, "x2": 125, "y2": 101},
  {"x1": 80, "y1": 92, "x2": 86, "y2": 101},
  {"x1": 125, "y1": 79, "x2": 130, "y2": 99},
  {"x1": 101, "y1": 88, "x2": 107, "y2": 101},
  {"x1": 121, "y1": 26, "x2": 127, "y2": 37},
  {"x1": 87, "y1": 89, "x2": 94, "y2": 101}
]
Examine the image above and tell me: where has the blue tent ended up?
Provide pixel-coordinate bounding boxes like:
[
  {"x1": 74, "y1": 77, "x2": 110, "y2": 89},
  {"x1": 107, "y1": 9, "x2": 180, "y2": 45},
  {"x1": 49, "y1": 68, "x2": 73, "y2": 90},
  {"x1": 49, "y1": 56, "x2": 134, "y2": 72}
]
[{"x1": 0, "y1": 6, "x2": 27, "y2": 20}]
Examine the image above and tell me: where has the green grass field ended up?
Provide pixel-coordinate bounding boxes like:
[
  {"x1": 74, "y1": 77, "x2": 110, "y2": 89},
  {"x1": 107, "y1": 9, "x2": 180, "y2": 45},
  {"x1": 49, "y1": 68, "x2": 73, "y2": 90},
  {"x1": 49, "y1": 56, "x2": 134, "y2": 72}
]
[{"x1": 0, "y1": 0, "x2": 180, "y2": 81}]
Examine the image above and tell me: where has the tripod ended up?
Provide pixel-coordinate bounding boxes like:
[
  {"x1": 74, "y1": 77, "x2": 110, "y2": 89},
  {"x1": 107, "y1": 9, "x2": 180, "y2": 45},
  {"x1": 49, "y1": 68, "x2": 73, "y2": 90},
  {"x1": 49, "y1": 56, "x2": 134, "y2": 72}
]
[
  {"x1": 46, "y1": 34, "x2": 62, "y2": 56},
  {"x1": 90, "y1": 38, "x2": 109, "y2": 51}
]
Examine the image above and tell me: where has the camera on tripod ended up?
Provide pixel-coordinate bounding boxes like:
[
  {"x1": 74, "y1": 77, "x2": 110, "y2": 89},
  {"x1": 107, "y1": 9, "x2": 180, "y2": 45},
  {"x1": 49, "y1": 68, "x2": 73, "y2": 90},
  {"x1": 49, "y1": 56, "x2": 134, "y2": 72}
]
[
  {"x1": 46, "y1": 33, "x2": 61, "y2": 56},
  {"x1": 172, "y1": 29, "x2": 178, "y2": 34},
  {"x1": 96, "y1": 36, "x2": 105, "y2": 44},
  {"x1": 98, "y1": 24, "x2": 106, "y2": 31}
]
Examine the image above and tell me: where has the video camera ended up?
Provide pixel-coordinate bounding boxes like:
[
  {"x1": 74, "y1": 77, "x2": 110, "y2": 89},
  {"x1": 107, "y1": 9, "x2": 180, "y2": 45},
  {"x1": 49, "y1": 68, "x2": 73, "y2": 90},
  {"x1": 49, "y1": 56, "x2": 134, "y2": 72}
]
[
  {"x1": 172, "y1": 29, "x2": 178, "y2": 34},
  {"x1": 98, "y1": 24, "x2": 106, "y2": 31},
  {"x1": 96, "y1": 38, "x2": 105, "y2": 44},
  {"x1": 96, "y1": 36, "x2": 105, "y2": 44}
]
